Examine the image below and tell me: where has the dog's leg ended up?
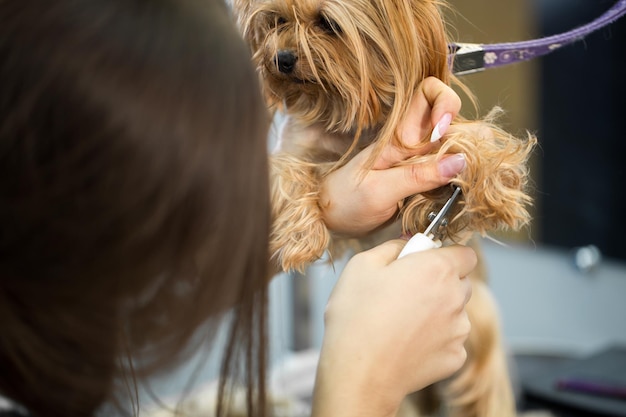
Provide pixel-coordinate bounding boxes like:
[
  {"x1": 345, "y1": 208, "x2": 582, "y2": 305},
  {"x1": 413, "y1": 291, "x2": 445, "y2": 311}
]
[
  {"x1": 269, "y1": 153, "x2": 333, "y2": 272},
  {"x1": 269, "y1": 118, "x2": 363, "y2": 272},
  {"x1": 441, "y1": 253, "x2": 517, "y2": 417}
]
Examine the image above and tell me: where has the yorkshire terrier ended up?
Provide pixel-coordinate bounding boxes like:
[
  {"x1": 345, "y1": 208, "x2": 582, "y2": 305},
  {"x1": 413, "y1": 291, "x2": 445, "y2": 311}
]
[{"x1": 234, "y1": 0, "x2": 536, "y2": 416}]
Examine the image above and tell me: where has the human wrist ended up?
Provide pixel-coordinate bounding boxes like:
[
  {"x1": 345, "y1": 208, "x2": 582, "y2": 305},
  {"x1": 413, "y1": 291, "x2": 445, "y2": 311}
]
[{"x1": 311, "y1": 340, "x2": 404, "y2": 417}]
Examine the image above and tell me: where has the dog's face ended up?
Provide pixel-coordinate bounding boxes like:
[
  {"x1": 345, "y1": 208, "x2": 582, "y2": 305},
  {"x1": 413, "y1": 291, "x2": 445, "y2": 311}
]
[{"x1": 241, "y1": 0, "x2": 450, "y2": 135}]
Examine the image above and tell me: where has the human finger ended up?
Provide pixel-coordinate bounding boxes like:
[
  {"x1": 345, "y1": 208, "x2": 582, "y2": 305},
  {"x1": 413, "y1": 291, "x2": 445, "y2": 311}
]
[
  {"x1": 364, "y1": 153, "x2": 466, "y2": 204},
  {"x1": 401, "y1": 77, "x2": 462, "y2": 147},
  {"x1": 374, "y1": 78, "x2": 462, "y2": 169},
  {"x1": 437, "y1": 245, "x2": 478, "y2": 278},
  {"x1": 420, "y1": 76, "x2": 462, "y2": 137},
  {"x1": 461, "y1": 275, "x2": 473, "y2": 305},
  {"x1": 357, "y1": 239, "x2": 406, "y2": 265}
]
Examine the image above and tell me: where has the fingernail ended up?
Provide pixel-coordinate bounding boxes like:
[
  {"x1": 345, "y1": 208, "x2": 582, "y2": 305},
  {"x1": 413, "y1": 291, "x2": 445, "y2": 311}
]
[
  {"x1": 430, "y1": 113, "x2": 452, "y2": 142},
  {"x1": 438, "y1": 153, "x2": 466, "y2": 178}
]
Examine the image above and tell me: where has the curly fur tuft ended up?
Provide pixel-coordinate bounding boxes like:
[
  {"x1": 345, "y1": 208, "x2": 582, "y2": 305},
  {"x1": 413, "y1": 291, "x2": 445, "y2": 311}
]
[{"x1": 401, "y1": 108, "x2": 537, "y2": 240}]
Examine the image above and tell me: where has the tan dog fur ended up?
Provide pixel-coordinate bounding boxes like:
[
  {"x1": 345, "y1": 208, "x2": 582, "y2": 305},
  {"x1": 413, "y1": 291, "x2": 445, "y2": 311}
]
[{"x1": 233, "y1": 0, "x2": 536, "y2": 416}]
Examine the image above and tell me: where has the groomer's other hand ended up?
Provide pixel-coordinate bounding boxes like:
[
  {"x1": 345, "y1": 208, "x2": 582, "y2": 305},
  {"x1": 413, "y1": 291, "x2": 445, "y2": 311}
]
[
  {"x1": 312, "y1": 242, "x2": 476, "y2": 417},
  {"x1": 320, "y1": 77, "x2": 464, "y2": 235}
]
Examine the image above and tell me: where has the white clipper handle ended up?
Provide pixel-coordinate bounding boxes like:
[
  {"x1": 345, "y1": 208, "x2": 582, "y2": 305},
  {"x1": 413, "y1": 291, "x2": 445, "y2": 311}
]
[{"x1": 397, "y1": 233, "x2": 442, "y2": 259}]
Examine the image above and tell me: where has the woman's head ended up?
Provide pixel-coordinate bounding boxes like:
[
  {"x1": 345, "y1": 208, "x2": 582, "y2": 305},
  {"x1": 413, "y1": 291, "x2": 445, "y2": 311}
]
[{"x1": 0, "y1": 0, "x2": 270, "y2": 415}]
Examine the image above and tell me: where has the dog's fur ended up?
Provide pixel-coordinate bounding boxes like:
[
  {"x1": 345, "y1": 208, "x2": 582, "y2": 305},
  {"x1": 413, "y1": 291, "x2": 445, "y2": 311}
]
[{"x1": 233, "y1": 0, "x2": 536, "y2": 416}]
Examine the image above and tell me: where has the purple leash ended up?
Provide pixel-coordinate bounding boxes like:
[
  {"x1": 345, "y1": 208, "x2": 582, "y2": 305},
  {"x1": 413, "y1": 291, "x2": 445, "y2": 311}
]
[{"x1": 450, "y1": 0, "x2": 626, "y2": 75}]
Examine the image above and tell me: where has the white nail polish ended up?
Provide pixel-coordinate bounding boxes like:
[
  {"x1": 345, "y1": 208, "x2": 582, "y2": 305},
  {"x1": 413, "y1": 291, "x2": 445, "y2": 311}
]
[
  {"x1": 430, "y1": 124, "x2": 443, "y2": 142},
  {"x1": 430, "y1": 113, "x2": 452, "y2": 142}
]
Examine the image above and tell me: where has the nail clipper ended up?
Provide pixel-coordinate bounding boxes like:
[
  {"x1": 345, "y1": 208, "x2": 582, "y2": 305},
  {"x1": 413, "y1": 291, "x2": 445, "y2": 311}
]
[{"x1": 397, "y1": 186, "x2": 462, "y2": 258}]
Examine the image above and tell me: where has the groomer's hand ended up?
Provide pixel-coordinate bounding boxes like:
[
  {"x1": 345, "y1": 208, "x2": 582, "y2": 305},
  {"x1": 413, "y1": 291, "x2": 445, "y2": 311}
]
[
  {"x1": 312, "y1": 242, "x2": 475, "y2": 417},
  {"x1": 320, "y1": 77, "x2": 465, "y2": 235}
]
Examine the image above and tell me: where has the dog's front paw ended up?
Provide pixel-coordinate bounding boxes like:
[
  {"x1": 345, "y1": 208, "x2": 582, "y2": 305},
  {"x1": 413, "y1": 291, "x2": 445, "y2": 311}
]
[{"x1": 270, "y1": 154, "x2": 331, "y2": 272}]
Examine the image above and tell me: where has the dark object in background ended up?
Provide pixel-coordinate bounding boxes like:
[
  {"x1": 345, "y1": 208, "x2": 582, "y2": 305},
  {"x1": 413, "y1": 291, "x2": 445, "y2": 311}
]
[
  {"x1": 536, "y1": 0, "x2": 626, "y2": 261},
  {"x1": 519, "y1": 345, "x2": 626, "y2": 416}
]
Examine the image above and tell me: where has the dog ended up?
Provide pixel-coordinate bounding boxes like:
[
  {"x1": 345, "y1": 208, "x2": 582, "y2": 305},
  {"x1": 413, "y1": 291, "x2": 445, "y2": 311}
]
[{"x1": 233, "y1": 0, "x2": 536, "y2": 416}]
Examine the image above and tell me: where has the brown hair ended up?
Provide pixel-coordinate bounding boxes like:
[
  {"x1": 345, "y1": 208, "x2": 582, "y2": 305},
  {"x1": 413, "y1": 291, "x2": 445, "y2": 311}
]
[{"x1": 0, "y1": 0, "x2": 271, "y2": 416}]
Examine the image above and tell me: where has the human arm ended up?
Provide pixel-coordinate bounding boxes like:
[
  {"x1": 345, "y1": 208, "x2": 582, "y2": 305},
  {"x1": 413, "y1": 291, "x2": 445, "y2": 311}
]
[{"x1": 311, "y1": 241, "x2": 476, "y2": 417}]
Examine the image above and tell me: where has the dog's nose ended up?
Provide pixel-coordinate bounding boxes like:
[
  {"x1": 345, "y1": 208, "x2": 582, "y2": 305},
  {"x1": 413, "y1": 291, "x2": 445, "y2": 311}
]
[{"x1": 275, "y1": 50, "x2": 297, "y2": 74}]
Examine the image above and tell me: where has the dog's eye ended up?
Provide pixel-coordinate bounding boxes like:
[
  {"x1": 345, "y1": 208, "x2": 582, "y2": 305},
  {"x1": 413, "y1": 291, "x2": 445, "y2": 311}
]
[
  {"x1": 268, "y1": 14, "x2": 288, "y2": 29},
  {"x1": 318, "y1": 15, "x2": 341, "y2": 34}
]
